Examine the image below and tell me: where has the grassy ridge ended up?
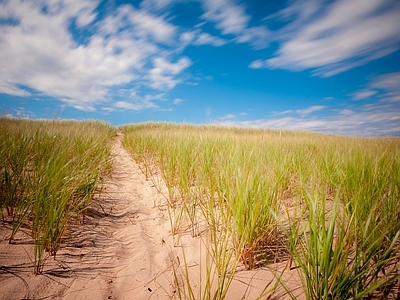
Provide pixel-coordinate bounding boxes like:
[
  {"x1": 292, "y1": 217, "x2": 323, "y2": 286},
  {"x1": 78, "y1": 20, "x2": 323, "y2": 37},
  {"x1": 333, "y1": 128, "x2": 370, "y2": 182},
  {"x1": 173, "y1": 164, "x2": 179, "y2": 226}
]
[
  {"x1": 0, "y1": 118, "x2": 115, "y2": 274},
  {"x1": 121, "y1": 122, "x2": 400, "y2": 299}
]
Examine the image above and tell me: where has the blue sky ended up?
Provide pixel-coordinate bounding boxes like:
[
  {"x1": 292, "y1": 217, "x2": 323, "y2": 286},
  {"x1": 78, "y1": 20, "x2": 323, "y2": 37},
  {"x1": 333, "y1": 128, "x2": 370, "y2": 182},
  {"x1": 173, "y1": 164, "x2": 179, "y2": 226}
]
[{"x1": 1, "y1": 0, "x2": 400, "y2": 136}]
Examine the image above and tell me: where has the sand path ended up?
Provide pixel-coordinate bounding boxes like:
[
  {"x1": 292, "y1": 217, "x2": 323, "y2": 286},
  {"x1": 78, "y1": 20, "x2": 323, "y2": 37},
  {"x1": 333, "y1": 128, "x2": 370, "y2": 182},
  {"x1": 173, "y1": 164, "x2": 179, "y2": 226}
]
[
  {"x1": 62, "y1": 132, "x2": 175, "y2": 299},
  {"x1": 0, "y1": 134, "x2": 302, "y2": 300},
  {"x1": 1, "y1": 133, "x2": 176, "y2": 299}
]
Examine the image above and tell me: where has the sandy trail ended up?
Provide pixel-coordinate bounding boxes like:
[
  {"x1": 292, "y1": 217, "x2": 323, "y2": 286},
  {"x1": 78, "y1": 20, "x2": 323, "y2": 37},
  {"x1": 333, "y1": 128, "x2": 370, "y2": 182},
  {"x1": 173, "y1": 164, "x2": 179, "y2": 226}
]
[
  {"x1": 0, "y1": 134, "x2": 302, "y2": 300},
  {"x1": 0, "y1": 134, "x2": 176, "y2": 300},
  {"x1": 62, "y1": 133, "x2": 176, "y2": 300}
]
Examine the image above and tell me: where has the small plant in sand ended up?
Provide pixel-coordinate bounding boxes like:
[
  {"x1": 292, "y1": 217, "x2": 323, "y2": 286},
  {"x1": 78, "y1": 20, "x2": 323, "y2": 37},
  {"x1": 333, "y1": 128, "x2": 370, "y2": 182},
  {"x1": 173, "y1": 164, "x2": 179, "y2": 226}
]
[
  {"x1": 0, "y1": 118, "x2": 115, "y2": 274},
  {"x1": 122, "y1": 123, "x2": 291, "y2": 298},
  {"x1": 121, "y1": 122, "x2": 400, "y2": 299},
  {"x1": 284, "y1": 190, "x2": 400, "y2": 300}
]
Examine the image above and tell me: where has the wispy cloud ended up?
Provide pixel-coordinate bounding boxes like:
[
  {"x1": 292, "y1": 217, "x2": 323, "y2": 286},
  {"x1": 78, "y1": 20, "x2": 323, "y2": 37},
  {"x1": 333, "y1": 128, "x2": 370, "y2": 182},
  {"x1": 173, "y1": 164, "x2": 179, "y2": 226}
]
[
  {"x1": 201, "y1": 0, "x2": 250, "y2": 35},
  {"x1": 371, "y1": 72, "x2": 400, "y2": 102},
  {"x1": 113, "y1": 100, "x2": 156, "y2": 111},
  {"x1": 0, "y1": 0, "x2": 191, "y2": 112},
  {"x1": 140, "y1": 0, "x2": 180, "y2": 11},
  {"x1": 201, "y1": 0, "x2": 270, "y2": 49},
  {"x1": 214, "y1": 111, "x2": 248, "y2": 122},
  {"x1": 148, "y1": 57, "x2": 192, "y2": 90},
  {"x1": 214, "y1": 103, "x2": 400, "y2": 136},
  {"x1": 352, "y1": 72, "x2": 400, "y2": 102},
  {"x1": 251, "y1": 0, "x2": 400, "y2": 76},
  {"x1": 271, "y1": 105, "x2": 325, "y2": 116},
  {"x1": 180, "y1": 29, "x2": 227, "y2": 48},
  {"x1": 110, "y1": 92, "x2": 167, "y2": 111},
  {"x1": 173, "y1": 98, "x2": 184, "y2": 105},
  {"x1": 101, "y1": 4, "x2": 177, "y2": 44},
  {"x1": 352, "y1": 90, "x2": 378, "y2": 100},
  {"x1": 297, "y1": 105, "x2": 325, "y2": 116},
  {"x1": 194, "y1": 32, "x2": 227, "y2": 47},
  {"x1": 1, "y1": 106, "x2": 35, "y2": 119},
  {"x1": 217, "y1": 113, "x2": 238, "y2": 122}
]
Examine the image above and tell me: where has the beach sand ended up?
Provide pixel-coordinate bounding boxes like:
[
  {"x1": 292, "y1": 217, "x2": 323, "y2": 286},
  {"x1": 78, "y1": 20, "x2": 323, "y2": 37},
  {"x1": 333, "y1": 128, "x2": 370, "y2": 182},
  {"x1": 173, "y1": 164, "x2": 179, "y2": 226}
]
[{"x1": 0, "y1": 134, "x2": 301, "y2": 300}]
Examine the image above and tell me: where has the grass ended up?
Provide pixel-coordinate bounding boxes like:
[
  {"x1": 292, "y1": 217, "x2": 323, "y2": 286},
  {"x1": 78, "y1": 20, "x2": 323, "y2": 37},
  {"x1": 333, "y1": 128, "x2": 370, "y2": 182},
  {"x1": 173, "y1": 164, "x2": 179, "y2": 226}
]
[
  {"x1": 121, "y1": 122, "x2": 400, "y2": 299},
  {"x1": 0, "y1": 118, "x2": 115, "y2": 274},
  {"x1": 2, "y1": 119, "x2": 399, "y2": 298}
]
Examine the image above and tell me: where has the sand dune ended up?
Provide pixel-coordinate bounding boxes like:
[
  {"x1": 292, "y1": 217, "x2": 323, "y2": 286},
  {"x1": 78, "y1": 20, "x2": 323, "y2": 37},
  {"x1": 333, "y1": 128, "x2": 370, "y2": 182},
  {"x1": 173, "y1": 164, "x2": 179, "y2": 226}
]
[{"x1": 0, "y1": 134, "x2": 300, "y2": 300}]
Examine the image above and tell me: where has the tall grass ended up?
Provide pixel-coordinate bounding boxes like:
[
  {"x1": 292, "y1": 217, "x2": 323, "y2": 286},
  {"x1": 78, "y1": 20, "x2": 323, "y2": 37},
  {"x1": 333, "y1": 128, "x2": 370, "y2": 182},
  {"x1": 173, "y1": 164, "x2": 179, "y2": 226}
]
[
  {"x1": 121, "y1": 122, "x2": 400, "y2": 299},
  {"x1": 0, "y1": 118, "x2": 115, "y2": 274}
]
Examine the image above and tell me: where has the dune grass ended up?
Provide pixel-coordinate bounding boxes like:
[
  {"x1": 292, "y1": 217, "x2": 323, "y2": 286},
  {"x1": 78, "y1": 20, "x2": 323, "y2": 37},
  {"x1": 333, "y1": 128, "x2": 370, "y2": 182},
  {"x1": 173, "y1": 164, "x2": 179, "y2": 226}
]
[
  {"x1": 121, "y1": 122, "x2": 400, "y2": 299},
  {"x1": 2, "y1": 118, "x2": 399, "y2": 297},
  {"x1": 0, "y1": 118, "x2": 115, "y2": 274}
]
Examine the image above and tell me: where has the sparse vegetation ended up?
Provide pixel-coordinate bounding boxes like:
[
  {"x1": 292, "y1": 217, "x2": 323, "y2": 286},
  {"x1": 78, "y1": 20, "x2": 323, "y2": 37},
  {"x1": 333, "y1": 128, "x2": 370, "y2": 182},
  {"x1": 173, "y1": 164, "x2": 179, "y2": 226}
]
[
  {"x1": 121, "y1": 122, "x2": 400, "y2": 299},
  {"x1": 2, "y1": 119, "x2": 399, "y2": 298},
  {"x1": 0, "y1": 118, "x2": 115, "y2": 274}
]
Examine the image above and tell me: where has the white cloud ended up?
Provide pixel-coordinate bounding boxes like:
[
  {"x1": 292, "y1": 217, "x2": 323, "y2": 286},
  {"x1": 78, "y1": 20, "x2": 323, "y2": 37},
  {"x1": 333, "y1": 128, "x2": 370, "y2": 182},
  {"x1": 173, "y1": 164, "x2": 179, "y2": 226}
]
[
  {"x1": 194, "y1": 32, "x2": 227, "y2": 47},
  {"x1": 3, "y1": 106, "x2": 35, "y2": 119},
  {"x1": 179, "y1": 29, "x2": 227, "y2": 48},
  {"x1": 140, "y1": 0, "x2": 179, "y2": 11},
  {"x1": 0, "y1": 0, "x2": 190, "y2": 111},
  {"x1": 0, "y1": 82, "x2": 32, "y2": 97},
  {"x1": 202, "y1": 0, "x2": 249, "y2": 35},
  {"x1": 65, "y1": 0, "x2": 98, "y2": 27},
  {"x1": 201, "y1": 0, "x2": 270, "y2": 48},
  {"x1": 59, "y1": 99, "x2": 94, "y2": 111},
  {"x1": 214, "y1": 112, "x2": 247, "y2": 122},
  {"x1": 236, "y1": 26, "x2": 270, "y2": 49},
  {"x1": 128, "y1": 8, "x2": 177, "y2": 44},
  {"x1": 148, "y1": 57, "x2": 192, "y2": 90},
  {"x1": 372, "y1": 72, "x2": 400, "y2": 90},
  {"x1": 111, "y1": 92, "x2": 167, "y2": 111},
  {"x1": 352, "y1": 72, "x2": 400, "y2": 102},
  {"x1": 180, "y1": 31, "x2": 196, "y2": 45},
  {"x1": 352, "y1": 90, "x2": 377, "y2": 100},
  {"x1": 218, "y1": 113, "x2": 237, "y2": 121},
  {"x1": 272, "y1": 109, "x2": 294, "y2": 116},
  {"x1": 296, "y1": 105, "x2": 325, "y2": 116},
  {"x1": 371, "y1": 72, "x2": 400, "y2": 103},
  {"x1": 249, "y1": 59, "x2": 266, "y2": 69},
  {"x1": 173, "y1": 98, "x2": 184, "y2": 104},
  {"x1": 213, "y1": 103, "x2": 400, "y2": 136},
  {"x1": 101, "y1": 107, "x2": 115, "y2": 112},
  {"x1": 264, "y1": 0, "x2": 322, "y2": 26},
  {"x1": 257, "y1": 0, "x2": 400, "y2": 76},
  {"x1": 113, "y1": 100, "x2": 156, "y2": 110},
  {"x1": 272, "y1": 105, "x2": 325, "y2": 116},
  {"x1": 99, "y1": 4, "x2": 177, "y2": 44}
]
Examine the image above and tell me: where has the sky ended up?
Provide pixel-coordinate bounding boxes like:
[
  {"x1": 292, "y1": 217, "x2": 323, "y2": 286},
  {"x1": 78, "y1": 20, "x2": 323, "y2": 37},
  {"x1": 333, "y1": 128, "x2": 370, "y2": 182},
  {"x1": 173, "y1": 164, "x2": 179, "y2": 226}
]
[{"x1": 1, "y1": 0, "x2": 400, "y2": 136}]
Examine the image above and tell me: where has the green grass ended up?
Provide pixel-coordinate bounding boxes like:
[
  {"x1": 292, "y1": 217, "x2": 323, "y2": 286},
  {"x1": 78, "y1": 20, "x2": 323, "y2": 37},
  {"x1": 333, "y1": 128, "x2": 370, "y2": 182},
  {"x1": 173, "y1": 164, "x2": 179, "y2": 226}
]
[
  {"x1": 2, "y1": 119, "x2": 399, "y2": 298},
  {"x1": 0, "y1": 118, "x2": 115, "y2": 274},
  {"x1": 121, "y1": 122, "x2": 400, "y2": 299}
]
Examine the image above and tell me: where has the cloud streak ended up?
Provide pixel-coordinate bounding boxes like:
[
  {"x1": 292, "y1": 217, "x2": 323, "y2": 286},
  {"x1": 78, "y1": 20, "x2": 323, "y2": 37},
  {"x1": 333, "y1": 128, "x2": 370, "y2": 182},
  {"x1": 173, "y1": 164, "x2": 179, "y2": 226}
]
[
  {"x1": 251, "y1": 0, "x2": 400, "y2": 76},
  {"x1": 180, "y1": 29, "x2": 227, "y2": 48},
  {"x1": 214, "y1": 103, "x2": 400, "y2": 136},
  {"x1": 201, "y1": 0, "x2": 270, "y2": 49},
  {"x1": 352, "y1": 72, "x2": 400, "y2": 102},
  {"x1": 148, "y1": 57, "x2": 192, "y2": 90}
]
